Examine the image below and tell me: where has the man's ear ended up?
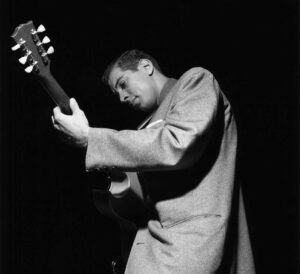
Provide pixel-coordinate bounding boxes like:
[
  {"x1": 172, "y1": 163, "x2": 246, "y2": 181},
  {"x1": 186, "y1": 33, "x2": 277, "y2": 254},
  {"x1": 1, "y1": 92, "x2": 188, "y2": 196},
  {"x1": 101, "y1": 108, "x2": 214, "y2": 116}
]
[{"x1": 138, "y1": 59, "x2": 154, "y2": 75}]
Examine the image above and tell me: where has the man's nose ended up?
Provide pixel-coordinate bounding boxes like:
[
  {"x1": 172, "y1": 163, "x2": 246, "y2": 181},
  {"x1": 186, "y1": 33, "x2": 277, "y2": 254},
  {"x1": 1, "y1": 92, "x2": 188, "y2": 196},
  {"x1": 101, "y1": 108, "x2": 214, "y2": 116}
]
[{"x1": 120, "y1": 92, "x2": 130, "y2": 103}]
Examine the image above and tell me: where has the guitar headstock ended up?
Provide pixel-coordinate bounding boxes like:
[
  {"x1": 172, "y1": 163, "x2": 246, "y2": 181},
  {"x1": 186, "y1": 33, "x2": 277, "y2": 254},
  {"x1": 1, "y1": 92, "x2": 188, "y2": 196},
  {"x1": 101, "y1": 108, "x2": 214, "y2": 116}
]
[{"x1": 11, "y1": 21, "x2": 54, "y2": 77}]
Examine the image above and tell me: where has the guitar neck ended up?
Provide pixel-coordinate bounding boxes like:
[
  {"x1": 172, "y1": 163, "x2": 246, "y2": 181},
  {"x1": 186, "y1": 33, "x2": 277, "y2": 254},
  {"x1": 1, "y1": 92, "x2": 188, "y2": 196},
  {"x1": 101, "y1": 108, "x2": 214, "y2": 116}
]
[
  {"x1": 39, "y1": 72, "x2": 72, "y2": 115},
  {"x1": 11, "y1": 21, "x2": 72, "y2": 115}
]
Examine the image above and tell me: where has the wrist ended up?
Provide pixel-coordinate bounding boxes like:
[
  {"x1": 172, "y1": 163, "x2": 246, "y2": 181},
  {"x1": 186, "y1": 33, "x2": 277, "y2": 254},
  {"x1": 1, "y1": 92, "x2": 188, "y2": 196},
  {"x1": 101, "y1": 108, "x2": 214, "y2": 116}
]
[{"x1": 83, "y1": 126, "x2": 90, "y2": 148}]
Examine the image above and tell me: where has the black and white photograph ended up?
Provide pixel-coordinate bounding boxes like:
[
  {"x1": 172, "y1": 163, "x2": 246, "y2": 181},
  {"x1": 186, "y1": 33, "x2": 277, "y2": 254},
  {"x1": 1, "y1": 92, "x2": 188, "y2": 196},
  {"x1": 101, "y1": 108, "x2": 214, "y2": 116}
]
[{"x1": 0, "y1": 1, "x2": 298, "y2": 273}]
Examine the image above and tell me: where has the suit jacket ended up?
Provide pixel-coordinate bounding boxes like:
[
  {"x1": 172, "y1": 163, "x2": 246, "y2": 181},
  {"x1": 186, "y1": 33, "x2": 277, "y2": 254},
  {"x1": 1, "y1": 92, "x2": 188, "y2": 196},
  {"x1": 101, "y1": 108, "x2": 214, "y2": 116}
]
[{"x1": 86, "y1": 68, "x2": 255, "y2": 273}]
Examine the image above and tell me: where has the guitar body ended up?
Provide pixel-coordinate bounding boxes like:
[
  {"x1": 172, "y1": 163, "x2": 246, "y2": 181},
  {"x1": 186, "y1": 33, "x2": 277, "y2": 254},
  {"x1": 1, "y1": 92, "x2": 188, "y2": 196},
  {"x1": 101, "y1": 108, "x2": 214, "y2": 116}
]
[
  {"x1": 93, "y1": 172, "x2": 147, "y2": 225},
  {"x1": 93, "y1": 171, "x2": 148, "y2": 264},
  {"x1": 11, "y1": 21, "x2": 148, "y2": 269}
]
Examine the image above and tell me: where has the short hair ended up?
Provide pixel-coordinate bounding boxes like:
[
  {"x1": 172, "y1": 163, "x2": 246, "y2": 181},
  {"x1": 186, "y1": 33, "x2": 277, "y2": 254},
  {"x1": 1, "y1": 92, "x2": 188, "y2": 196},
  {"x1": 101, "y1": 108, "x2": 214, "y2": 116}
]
[{"x1": 101, "y1": 49, "x2": 162, "y2": 86}]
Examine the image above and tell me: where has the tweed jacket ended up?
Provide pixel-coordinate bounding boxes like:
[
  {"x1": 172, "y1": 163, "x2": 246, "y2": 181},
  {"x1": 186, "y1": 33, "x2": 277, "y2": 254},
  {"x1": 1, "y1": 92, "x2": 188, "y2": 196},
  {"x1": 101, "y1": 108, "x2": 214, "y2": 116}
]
[{"x1": 86, "y1": 68, "x2": 255, "y2": 273}]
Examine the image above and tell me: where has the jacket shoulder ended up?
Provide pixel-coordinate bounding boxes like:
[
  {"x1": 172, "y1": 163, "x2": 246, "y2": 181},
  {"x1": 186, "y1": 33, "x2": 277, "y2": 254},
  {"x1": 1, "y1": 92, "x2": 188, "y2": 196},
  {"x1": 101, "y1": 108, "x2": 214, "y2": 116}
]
[
  {"x1": 173, "y1": 67, "x2": 218, "y2": 102},
  {"x1": 178, "y1": 67, "x2": 214, "y2": 84}
]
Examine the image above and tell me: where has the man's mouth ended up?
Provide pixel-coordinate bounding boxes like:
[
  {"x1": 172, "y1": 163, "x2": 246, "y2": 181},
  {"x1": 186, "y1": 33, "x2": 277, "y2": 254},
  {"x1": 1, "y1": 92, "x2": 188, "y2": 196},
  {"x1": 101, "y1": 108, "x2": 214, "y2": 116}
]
[{"x1": 130, "y1": 97, "x2": 139, "y2": 108}]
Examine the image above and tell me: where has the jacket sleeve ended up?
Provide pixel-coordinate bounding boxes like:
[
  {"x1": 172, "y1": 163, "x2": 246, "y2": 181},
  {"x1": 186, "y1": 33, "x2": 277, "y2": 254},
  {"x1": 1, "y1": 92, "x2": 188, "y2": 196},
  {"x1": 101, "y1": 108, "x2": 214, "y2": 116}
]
[{"x1": 85, "y1": 68, "x2": 220, "y2": 172}]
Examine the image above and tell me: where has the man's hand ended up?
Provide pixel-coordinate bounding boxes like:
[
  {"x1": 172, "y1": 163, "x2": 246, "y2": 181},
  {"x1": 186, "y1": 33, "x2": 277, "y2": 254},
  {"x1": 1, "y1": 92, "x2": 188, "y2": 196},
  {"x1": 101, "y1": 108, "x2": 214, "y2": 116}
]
[{"x1": 52, "y1": 98, "x2": 89, "y2": 148}]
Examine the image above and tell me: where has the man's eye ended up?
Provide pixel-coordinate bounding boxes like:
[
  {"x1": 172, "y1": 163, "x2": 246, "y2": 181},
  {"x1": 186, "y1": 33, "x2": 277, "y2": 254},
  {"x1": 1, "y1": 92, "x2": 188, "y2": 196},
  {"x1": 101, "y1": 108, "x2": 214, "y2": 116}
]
[{"x1": 120, "y1": 81, "x2": 126, "y2": 89}]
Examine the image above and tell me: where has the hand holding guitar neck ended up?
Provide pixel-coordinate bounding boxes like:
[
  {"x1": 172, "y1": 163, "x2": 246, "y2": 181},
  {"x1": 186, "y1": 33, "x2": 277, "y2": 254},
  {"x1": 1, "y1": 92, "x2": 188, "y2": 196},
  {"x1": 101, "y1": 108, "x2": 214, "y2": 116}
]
[
  {"x1": 52, "y1": 98, "x2": 90, "y2": 148},
  {"x1": 11, "y1": 21, "x2": 72, "y2": 115}
]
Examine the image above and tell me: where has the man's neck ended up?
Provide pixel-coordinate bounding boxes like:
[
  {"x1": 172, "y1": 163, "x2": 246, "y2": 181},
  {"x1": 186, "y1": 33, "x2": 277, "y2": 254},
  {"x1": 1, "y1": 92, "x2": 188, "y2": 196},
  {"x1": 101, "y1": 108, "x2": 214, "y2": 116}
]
[{"x1": 154, "y1": 72, "x2": 170, "y2": 103}]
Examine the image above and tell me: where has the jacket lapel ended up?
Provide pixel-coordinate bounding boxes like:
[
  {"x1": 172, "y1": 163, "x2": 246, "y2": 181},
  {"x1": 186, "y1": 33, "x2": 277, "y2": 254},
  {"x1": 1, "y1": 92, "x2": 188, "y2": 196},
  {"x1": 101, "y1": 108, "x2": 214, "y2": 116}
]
[{"x1": 137, "y1": 78, "x2": 177, "y2": 130}]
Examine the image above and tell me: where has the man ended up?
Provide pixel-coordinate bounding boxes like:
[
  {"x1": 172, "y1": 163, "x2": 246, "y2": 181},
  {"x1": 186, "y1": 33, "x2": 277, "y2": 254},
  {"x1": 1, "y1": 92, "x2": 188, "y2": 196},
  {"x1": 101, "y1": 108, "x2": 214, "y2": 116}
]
[{"x1": 52, "y1": 49, "x2": 255, "y2": 273}]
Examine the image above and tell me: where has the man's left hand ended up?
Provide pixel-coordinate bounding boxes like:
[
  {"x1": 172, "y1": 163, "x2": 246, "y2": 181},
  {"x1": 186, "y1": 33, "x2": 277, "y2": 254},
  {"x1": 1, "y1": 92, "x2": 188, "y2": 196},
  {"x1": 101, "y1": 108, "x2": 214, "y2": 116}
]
[{"x1": 52, "y1": 98, "x2": 89, "y2": 148}]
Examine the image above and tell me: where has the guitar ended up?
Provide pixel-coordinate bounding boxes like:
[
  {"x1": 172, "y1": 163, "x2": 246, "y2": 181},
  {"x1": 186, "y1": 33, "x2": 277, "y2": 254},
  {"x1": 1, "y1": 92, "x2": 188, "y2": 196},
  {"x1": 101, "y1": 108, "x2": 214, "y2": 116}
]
[{"x1": 11, "y1": 21, "x2": 148, "y2": 267}]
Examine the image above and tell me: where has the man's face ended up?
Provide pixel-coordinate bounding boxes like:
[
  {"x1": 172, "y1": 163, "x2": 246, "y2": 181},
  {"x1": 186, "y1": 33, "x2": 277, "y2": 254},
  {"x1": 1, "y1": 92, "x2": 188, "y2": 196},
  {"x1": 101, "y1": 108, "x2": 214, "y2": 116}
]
[{"x1": 108, "y1": 64, "x2": 158, "y2": 112}]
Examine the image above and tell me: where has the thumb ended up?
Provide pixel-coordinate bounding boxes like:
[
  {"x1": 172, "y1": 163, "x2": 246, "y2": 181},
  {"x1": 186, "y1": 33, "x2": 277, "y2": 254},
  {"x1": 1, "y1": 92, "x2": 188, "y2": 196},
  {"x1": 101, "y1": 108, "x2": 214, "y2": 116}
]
[{"x1": 69, "y1": 98, "x2": 80, "y2": 113}]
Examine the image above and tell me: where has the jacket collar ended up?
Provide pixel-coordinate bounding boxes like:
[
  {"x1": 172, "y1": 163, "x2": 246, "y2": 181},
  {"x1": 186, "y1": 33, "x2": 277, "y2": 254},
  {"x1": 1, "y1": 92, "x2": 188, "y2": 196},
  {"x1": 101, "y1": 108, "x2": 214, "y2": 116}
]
[
  {"x1": 137, "y1": 78, "x2": 177, "y2": 130},
  {"x1": 157, "y1": 78, "x2": 177, "y2": 106}
]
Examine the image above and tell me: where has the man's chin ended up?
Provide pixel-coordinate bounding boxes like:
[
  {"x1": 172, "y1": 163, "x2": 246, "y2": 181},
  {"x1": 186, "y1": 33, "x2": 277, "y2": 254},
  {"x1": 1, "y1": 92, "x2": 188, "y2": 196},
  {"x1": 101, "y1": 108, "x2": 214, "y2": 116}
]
[
  {"x1": 131, "y1": 101, "x2": 156, "y2": 112},
  {"x1": 138, "y1": 105, "x2": 155, "y2": 113}
]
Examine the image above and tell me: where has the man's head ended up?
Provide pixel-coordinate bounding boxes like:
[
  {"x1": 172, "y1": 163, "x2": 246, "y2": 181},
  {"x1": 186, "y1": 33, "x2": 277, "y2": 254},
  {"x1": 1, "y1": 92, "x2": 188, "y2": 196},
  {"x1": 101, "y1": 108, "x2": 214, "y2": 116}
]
[{"x1": 102, "y1": 49, "x2": 166, "y2": 112}]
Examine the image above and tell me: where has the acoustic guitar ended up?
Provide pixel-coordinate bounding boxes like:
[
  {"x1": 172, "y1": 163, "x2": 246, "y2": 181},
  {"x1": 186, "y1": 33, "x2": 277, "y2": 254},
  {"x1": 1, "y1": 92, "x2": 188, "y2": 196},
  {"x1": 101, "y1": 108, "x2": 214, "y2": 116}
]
[{"x1": 11, "y1": 21, "x2": 148, "y2": 269}]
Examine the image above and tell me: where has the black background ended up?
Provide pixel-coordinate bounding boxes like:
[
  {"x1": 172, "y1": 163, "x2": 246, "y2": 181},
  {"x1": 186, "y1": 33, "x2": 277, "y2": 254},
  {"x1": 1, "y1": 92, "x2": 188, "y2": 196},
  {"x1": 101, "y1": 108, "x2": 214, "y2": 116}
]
[{"x1": 0, "y1": 0, "x2": 298, "y2": 273}]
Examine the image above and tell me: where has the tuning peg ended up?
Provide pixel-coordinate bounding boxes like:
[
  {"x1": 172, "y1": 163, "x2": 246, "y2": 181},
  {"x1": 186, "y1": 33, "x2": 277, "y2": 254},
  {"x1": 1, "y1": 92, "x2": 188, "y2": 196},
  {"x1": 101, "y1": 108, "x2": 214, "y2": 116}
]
[
  {"x1": 25, "y1": 65, "x2": 34, "y2": 73},
  {"x1": 18, "y1": 50, "x2": 32, "y2": 64},
  {"x1": 36, "y1": 36, "x2": 50, "y2": 46},
  {"x1": 42, "y1": 36, "x2": 50, "y2": 44},
  {"x1": 11, "y1": 38, "x2": 26, "y2": 51},
  {"x1": 31, "y1": 24, "x2": 46, "y2": 35},
  {"x1": 37, "y1": 24, "x2": 46, "y2": 33},
  {"x1": 47, "y1": 46, "x2": 54, "y2": 54},
  {"x1": 11, "y1": 44, "x2": 21, "y2": 51},
  {"x1": 19, "y1": 56, "x2": 28, "y2": 65},
  {"x1": 24, "y1": 61, "x2": 38, "y2": 73}
]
